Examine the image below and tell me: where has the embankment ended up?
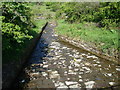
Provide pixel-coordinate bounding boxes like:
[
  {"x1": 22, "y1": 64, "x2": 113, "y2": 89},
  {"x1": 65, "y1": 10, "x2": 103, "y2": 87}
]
[{"x1": 2, "y1": 22, "x2": 48, "y2": 89}]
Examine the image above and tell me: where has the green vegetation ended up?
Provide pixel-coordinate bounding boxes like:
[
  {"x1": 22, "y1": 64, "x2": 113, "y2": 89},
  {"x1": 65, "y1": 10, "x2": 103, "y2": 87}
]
[
  {"x1": 2, "y1": 2, "x2": 46, "y2": 63},
  {"x1": 46, "y1": 2, "x2": 119, "y2": 28},
  {"x1": 2, "y1": 2, "x2": 119, "y2": 64},
  {"x1": 56, "y1": 20, "x2": 118, "y2": 54},
  {"x1": 45, "y1": 2, "x2": 119, "y2": 57}
]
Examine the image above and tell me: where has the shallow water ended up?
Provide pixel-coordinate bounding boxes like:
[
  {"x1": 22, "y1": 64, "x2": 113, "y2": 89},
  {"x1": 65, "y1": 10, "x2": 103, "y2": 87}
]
[{"x1": 15, "y1": 23, "x2": 120, "y2": 89}]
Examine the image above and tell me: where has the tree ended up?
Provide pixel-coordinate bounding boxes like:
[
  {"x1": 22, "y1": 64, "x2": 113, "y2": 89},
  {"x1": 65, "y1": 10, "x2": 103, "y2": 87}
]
[{"x1": 2, "y1": 2, "x2": 33, "y2": 51}]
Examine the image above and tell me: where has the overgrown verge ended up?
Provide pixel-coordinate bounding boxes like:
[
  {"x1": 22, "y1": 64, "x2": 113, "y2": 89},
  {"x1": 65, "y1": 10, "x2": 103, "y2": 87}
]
[
  {"x1": 2, "y1": 2, "x2": 47, "y2": 88},
  {"x1": 45, "y1": 2, "x2": 119, "y2": 63},
  {"x1": 55, "y1": 19, "x2": 119, "y2": 63}
]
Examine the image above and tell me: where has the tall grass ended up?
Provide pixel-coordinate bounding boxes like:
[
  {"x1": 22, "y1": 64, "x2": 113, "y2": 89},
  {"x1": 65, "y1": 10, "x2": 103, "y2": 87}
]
[{"x1": 55, "y1": 19, "x2": 119, "y2": 53}]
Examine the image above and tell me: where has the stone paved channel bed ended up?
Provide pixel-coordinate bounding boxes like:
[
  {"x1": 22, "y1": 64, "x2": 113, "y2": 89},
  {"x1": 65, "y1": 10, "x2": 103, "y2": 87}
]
[{"x1": 18, "y1": 23, "x2": 120, "y2": 89}]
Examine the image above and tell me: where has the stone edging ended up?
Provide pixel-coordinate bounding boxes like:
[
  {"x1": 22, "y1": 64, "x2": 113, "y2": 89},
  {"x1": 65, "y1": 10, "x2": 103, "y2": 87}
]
[{"x1": 58, "y1": 35, "x2": 119, "y2": 65}]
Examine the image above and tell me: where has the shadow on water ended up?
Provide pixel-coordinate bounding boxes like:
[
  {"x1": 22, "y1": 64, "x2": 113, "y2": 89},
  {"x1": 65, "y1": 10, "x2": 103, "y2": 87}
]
[
  {"x1": 12, "y1": 38, "x2": 48, "y2": 89},
  {"x1": 11, "y1": 23, "x2": 120, "y2": 89},
  {"x1": 12, "y1": 24, "x2": 56, "y2": 89},
  {"x1": 2, "y1": 22, "x2": 47, "y2": 89}
]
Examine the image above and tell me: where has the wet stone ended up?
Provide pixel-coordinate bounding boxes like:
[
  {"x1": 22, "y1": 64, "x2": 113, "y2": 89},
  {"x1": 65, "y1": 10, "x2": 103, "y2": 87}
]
[
  {"x1": 79, "y1": 72, "x2": 84, "y2": 75},
  {"x1": 74, "y1": 63, "x2": 80, "y2": 67},
  {"x1": 82, "y1": 67, "x2": 90, "y2": 71},
  {"x1": 58, "y1": 62, "x2": 62, "y2": 65},
  {"x1": 30, "y1": 72, "x2": 39, "y2": 76},
  {"x1": 55, "y1": 81, "x2": 65, "y2": 86},
  {"x1": 69, "y1": 54, "x2": 73, "y2": 57},
  {"x1": 78, "y1": 76, "x2": 82, "y2": 78},
  {"x1": 72, "y1": 49, "x2": 77, "y2": 52},
  {"x1": 51, "y1": 71, "x2": 58, "y2": 74},
  {"x1": 56, "y1": 56, "x2": 61, "y2": 58},
  {"x1": 74, "y1": 68, "x2": 79, "y2": 72},
  {"x1": 67, "y1": 53, "x2": 70, "y2": 55},
  {"x1": 68, "y1": 72, "x2": 77, "y2": 75},
  {"x1": 79, "y1": 79, "x2": 83, "y2": 82},
  {"x1": 61, "y1": 60, "x2": 65, "y2": 64},
  {"x1": 17, "y1": 25, "x2": 120, "y2": 89},
  {"x1": 68, "y1": 66, "x2": 72, "y2": 69},
  {"x1": 85, "y1": 70, "x2": 92, "y2": 74},
  {"x1": 109, "y1": 82, "x2": 116, "y2": 86},
  {"x1": 32, "y1": 69, "x2": 35, "y2": 72},
  {"x1": 107, "y1": 73, "x2": 112, "y2": 77},
  {"x1": 87, "y1": 55, "x2": 98, "y2": 59},
  {"x1": 62, "y1": 47, "x2": 67, "y2": 49},
  {"x1": 76, "y1": 52, "x2": 79, "y2": 55},
  {"x1": 96, "y1": 61, "x2": 100, "y2": 64},
  {"x1": 76, "y1": 59, "x2": 82, "y2": 63},
  {"x1": 65, "y1": 81, "x2": 78, "y2": 86},
  {"x1": 74, "y1": 55, "x2": 80, "y2": 58},
  {"x1": 41, "y1": 72, "x2": 48, "y2": 77},
  {"x1": 81, "y1": 53, "x2": 86, "y2": 56},
  {"x1": 67, "y1": 78, "x2": 70, "y2": 80},
  {"x1": 93, "y1": 64, "x2": 98, "y2": 66},
  {"x1": 43, "y1": 65, "x2": 48, "y2": 68},
  {"x1": 51, "y1": 42, "x2": 60, "y2": 46},
  {"x1": 52, "y1": 57, "x2": 59, "y2": 60},
  {"x1": 64, "y1": 71, "x2": 67, "y2": 74},
  {"x1": 68, "y1": 70, "x2": 73, "y2": 72},
  {"x1": 85, "y1": 81, "x2": 95, "y2": 88},
  {"x1": 57, "y1": 85, "x2": 68, "y2": 89},
  {"x1": 43, "y1": 61, "x2": 47, "y2": 64},
  {"x1": 21, "y1": 79, "x2": 25, "y2": 83},
  {"x1": 116, "y1": 68, "x2": 120, "y2": 71},
  {"x1": 98, "y1": 65, "x2": 101, "y2": 67},
  {"x1": 59, "y1": 57, "x2": 66, "y2": 60},
  {"x1": 50, "y1": 73, "x2": 60, "y2": 79},
  {"x1": 69, "y1": 84, "x2": 80, "y2": 88}
]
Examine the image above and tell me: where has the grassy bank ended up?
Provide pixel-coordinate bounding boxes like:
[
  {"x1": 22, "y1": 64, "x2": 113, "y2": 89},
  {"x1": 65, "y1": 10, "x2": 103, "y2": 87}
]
[
  {"x1": 55, "y1": 19, "x2": 119, "y2": 57},
  {"x1": 43, "y1": 2, "x2": 119, "y2": 59}
]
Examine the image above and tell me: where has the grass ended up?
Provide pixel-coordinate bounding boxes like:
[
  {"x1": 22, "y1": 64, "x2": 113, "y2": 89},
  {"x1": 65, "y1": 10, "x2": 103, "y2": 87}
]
[
  {"x1": 31, "y1": 19, "x2": 47, "y2": 34},
  {"x1": 55, "y1": 19, "x2": 119, "y2": 54}
]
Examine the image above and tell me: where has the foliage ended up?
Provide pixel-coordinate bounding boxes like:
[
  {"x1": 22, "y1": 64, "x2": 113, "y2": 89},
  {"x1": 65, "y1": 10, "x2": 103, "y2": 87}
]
[
  {"x1": 46, "y1": 2, "x2": 119, "y2": 28},
  {"x1": 2, "y1": 2, "x2": 48, "y2": 63},
  {"x1": 94, "y1": 2, "x2": 120, "y2": 28},
  {"x1": 55, "y1": 19, "x2": 119, "y2": 55},
  {"x1": 45, "y1": 2, "x2": 119, "y2": 54},
  {"x1": 2, "y1": 2, "x2": 33, "y2": 51}
]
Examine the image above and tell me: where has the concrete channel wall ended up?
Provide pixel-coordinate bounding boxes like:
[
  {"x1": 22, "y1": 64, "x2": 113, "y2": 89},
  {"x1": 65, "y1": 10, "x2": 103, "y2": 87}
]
[
  {"x1": 58, "y1": 35, "x2": 119, "y2": 65},
  {"x1": 2, "y1": 22, "x2": 48, "y2": 89}
]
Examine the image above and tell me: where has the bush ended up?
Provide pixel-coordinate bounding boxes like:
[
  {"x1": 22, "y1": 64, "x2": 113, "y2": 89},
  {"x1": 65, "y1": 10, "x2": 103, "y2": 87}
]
[
  {"x1": 47, "y1": 2, "x2": 119, "y2": 28},
  {"x1": 2, "y1": 2, "x2": 34, "y2": 52}
]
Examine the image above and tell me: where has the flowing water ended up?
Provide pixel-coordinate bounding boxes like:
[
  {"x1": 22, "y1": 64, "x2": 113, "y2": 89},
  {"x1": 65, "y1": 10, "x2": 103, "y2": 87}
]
[{"x1": 14, "y1": 23, "x2": 120, "y2": 89}]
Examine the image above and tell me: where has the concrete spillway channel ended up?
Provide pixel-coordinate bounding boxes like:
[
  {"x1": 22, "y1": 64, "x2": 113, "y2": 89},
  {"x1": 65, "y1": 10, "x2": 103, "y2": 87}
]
[{"x1": 12, "y1": 22, "x2": 120, "y2": 89}]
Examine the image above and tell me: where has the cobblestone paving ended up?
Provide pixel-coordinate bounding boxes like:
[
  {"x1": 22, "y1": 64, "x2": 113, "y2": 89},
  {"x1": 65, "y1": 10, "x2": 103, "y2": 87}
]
[{"x1": 20, "y1": 23, "x2": 120, "y2": 89}]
